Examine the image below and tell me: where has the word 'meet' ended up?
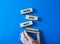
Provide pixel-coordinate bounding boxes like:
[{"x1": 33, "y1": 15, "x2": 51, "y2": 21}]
[
  {"x1": 20, "y1": 21, "x2": 33, "y2": 27},
  {"x1": 20, "y1": 8, "x2": 33, "y2": 14},
  {"x1": 26, "y1": 15, "x2": 38, "y2": 20}
]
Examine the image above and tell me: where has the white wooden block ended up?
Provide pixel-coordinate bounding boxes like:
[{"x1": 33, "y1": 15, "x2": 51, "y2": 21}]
[
  {"x1": 20, "y1": 21, "x2": 33, "y2": 27},
  {"x1": 26, "y1": 15, "x2": 38, "y2": 20},
  {"x1": 26, "y1": 28, "x2": 39, "y2": 33},
  {"x1": 20, "y1": 8, "x2": 33, "y2": 14}
]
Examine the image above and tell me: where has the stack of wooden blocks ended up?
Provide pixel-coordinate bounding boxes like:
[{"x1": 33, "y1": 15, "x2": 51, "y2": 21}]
[{"x1": 20, "y1": 8, "x2": 39, "y2": 33}]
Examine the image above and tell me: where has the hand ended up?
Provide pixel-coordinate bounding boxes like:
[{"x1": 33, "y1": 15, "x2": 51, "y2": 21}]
[{"x1": 20, "y1": 30, "x2": 40, "y2": 44}]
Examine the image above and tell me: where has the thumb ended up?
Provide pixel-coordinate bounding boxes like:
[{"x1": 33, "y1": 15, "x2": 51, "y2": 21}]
[{"x1": 24, "y1": 30, "x2": 34, "y2": 40}]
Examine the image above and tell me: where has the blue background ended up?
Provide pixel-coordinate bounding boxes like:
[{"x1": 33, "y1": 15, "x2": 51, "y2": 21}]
[{"x1": 0, "y1": 0, "x2": 60, "y2": 44}]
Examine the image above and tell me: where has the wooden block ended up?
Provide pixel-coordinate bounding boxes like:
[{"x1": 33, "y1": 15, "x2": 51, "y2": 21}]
[
  {"x1": 26, "y1": 28, "x2": 39, "y2": 33},
  {"x1": 20, "y1": 21, "x2": 33, "y2": 27},
  {"x1": 20, "y1": 8, "x2": 33, "y2": 14},
  {"x1": 26, "y1": 15, "x2": 38, "y2": 20}
]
